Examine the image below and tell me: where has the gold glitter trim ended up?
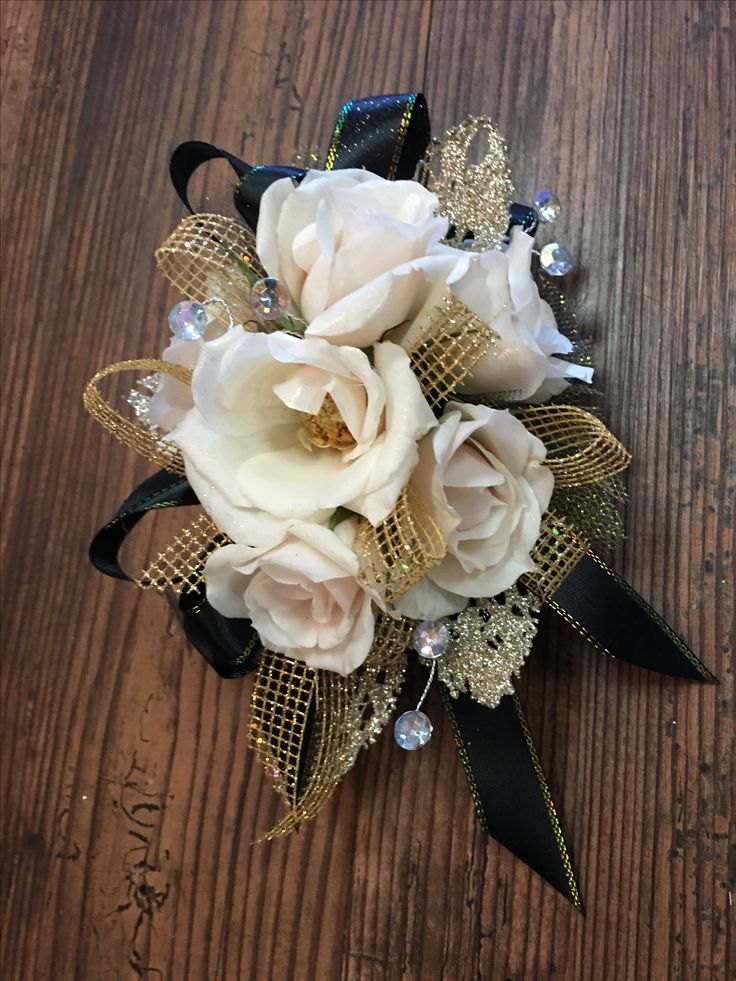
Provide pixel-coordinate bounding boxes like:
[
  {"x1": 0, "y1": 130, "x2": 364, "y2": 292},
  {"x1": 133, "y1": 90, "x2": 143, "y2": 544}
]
[
  {"x1": 83, "y1": 359, "x2": 192, "y2": 473},
  {"x1": 155, "y1": 213, "x2": 264, "y2": 327},
  {"x1": 514, "y1": 405, "x2": 631, "y2": 487},
  {"x1": 512, "y1": 692, "x2": 582, "y2": 909},
  {"x1": 440, "y1": 587, "x2": 541, "y2": 708},
  {"x1": 419, "y1": 116, "x2": 513, "y2": 251},
  {"x1": 354, "y1": 486, "x2": 446, "y2": 604},
  {"x1": 406, "y1": 295, "x2": 499, "y2": 412},
  {"x1": 253, "y1": 616, "x2": 411, "y2": 838},
  {"x1": 136, "y1": 512, "x2": 228, "y2": 594}
]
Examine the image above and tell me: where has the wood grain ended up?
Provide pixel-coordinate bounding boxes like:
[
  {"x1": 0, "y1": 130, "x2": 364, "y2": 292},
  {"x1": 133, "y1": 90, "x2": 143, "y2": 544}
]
[{"x1": 1, "y1": 1, "x2": 733, "y2": 978}]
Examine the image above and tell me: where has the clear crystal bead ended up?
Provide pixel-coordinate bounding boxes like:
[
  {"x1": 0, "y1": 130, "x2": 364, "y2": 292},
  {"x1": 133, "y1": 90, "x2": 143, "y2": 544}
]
[
  {"x1": 533, "y1": 189, "x2": 561, "y2": 223},
  {"x1": 168, "y1": 300, "x2": 208, "y2": 340},
  {"x1": 412, "y1": 620, "x2": 449, "y2": 660},
  {"x1": 249, "y1": 277, "x2": 289, "y2": 320},
  {"x1": 394, "y1": 710, "x2": 433, "y2": 750},
  {"x1": 539, "y1": 242, "x2": 574, "y2": 276}
]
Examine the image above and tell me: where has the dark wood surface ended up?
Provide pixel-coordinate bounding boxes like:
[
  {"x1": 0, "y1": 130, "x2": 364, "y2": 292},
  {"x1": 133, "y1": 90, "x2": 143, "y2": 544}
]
[{"x1": 1, "y1": 1, "x2": 733, "y2": 978}]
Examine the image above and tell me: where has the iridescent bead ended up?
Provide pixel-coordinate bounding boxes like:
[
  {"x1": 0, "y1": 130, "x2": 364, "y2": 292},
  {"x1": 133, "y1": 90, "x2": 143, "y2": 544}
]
[
  {"x1": 539, "y1": 242, "x2": 574, "y2": 276},
  {"x1": 533, "y1": 189, "x2": 561, "y2": 223},
  {"x1": 412, "y1": 620, "x2": 449, "y2": 660},
  {"x1": 168, "y1": 300, "x2": 208, "y2": 340},
  {"x1": 394, "y1": 710, "x2": 433, "y2": 750},
  {"x1": 249, "y1": 277, "x2": 289, "y2": 320}
]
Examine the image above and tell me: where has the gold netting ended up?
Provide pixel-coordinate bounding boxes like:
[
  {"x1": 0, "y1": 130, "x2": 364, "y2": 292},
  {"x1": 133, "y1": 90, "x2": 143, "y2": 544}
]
[
  {"x1": 520, "y1": 512, "x2": 587, "y2": 600},
  {"x1": 406, "y1": 296, "x2": 499, "y2": 412},
  {"x1": 354, "y1": 486, "x2": 446, "y2": 604},
  {"x1": 155, "y1": 213, "x2": 263, "y2": 327},
  {"x1": 417, "y1": 116, "x2": 513, "y2": 251},
  {"x1": 256, "y1": 615, "x2": 412, "y2": 839},
  {"x1": 136, "y1": 512, "x2": 228, "y2": 594},
  {"x1": 84, "y1": 359, "x2": 192, "y2": 473},
  {"x1": 514, "y1": 404, "x2": 631, "y2": 487},
  {"x1": 250, "y1": 652, "x2": 316, "y2": 815}
]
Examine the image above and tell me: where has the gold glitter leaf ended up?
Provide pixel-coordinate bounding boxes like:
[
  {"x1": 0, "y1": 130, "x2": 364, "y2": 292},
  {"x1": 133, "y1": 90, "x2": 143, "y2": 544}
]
[
  {"x1": 440, "y1": 587, "x2": 540, "y2": 708},
  {"x1": 420, "y1": 116, "x2": 513, "y2": 251}
]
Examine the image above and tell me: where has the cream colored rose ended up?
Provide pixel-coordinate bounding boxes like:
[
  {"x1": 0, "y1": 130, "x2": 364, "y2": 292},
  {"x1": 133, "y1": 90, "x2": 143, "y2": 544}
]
[
  {"x1": 396, "y1": 401, "x2": 554, "y2": 620},
  {"x1": 169, "y1": 328, "x2": 436, "y2": 544},
  {"x1": 450, "y1": 227, "x2": 593, "y2": 402},
  {"x1": 204, "y1": 520, "x2": 375, "y2": 674},
  {"x1": 256, "y1": 168, "x2": 462, "y2": 347}
]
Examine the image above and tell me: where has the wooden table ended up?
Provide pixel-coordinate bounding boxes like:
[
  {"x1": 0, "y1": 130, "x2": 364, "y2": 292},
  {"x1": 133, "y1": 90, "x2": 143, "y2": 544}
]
[{"x1": 1, "y1": 2, "x2": 733, "y2": 978}]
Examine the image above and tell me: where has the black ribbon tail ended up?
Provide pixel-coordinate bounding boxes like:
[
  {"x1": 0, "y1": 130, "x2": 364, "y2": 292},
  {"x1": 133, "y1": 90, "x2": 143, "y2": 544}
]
[
  {"x1": 90, "y1": 470, "x2": 261, "y2": 678},
  {"x1": 443, "y1": 687, "x2": 583, "y2": 909},
  {"x1": 550, "y1": 554, "x2": 717, "y2": 682}
]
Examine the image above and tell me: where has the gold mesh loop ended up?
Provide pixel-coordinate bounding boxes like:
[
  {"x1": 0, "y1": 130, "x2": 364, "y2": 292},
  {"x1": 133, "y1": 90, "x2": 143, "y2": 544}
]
[
  {"x1": 83, "y1": 359, "x2": 192, "y2": 473},
  {"x1": 406, "y1": 296, "x2": 498, "y2": 411},
  {"x1": 354, "y1": 486, "x2": 446, "y2": 604},
  {"x1": 155, "y1": 213, "x2": 263, "y2": 327},
  {"x1": 514, "y1": 405, "x2": 631, "y2": 487},
  {"x1": 251, "y1": 652, "x2": 316, "y2": 815},
  {"x1": 254, "y1": 615, "x2": 411, "y2": 839},
  {"x1": 136, "y1": 512, "x2": 227, "y2": 593}
]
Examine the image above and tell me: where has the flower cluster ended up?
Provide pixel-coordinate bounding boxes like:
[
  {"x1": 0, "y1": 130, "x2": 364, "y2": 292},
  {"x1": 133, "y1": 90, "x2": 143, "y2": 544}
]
[{"x1": 149, "y1": 170, "x2": 591, "y2": 674}]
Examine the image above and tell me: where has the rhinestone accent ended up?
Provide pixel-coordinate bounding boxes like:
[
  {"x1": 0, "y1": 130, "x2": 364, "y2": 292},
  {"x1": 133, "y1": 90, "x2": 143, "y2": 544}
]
[
  {"x1": 539, "y1": 242, "x2": 574, "y2": 276},
  {"x1": 394, "y1": 710, "x2": 433, "y2": 750}
]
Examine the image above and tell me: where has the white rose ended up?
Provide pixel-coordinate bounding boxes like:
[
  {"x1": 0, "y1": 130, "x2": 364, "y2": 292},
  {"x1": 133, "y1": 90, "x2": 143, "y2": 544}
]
[
  {"x1": 170, "y1": 328, "x2": 436, "y2": 544},
  {"x1": 396, "y1": 401, "x2": 553, "y2": 620},
  {"x1": 451, "y1": 227, "x2": 593, "y2": 402},
  {"x1": 204, "y1": 520, "x2": 376, "y2": 674},
  {"x1": 257, "y1": 168, "x2": 462, "y2": 347}
]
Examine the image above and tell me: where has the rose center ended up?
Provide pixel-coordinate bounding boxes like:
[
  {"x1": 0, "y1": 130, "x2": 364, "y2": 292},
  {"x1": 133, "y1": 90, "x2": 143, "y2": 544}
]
[{"x1": 301, "y1": 394, "x2": 356, "y2": 449}]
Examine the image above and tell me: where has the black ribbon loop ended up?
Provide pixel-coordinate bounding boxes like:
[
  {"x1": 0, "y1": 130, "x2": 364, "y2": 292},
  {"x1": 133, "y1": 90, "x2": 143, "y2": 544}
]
[{"x1": 90, "y1": 470, "x2": 260, "y2": 678}]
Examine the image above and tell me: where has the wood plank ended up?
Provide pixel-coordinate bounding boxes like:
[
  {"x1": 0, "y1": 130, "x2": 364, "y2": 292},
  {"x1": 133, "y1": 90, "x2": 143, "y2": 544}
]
[{"x1": 1, "y1": 1, "x2": 732, "y2": 979}]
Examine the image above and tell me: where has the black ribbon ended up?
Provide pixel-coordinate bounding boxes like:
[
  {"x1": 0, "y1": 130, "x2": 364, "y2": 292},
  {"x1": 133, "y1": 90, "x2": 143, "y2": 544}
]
[
  {"x1": 91, "y1": 470, "x2": 260, "y2": 679},
  {"x1": 551, "y1": 555, "x2": 716, "y2": 682},
  {"x1": 444, "y1": 689, "x2": 582, "y2": 907},
  {"x1": 90, "y1": 92, "x2": 714, "y2": 907}
]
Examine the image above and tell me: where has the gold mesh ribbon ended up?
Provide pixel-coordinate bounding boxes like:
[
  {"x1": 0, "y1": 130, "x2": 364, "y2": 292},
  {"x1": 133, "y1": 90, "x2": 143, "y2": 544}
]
[
  {"x1": 418, "y1": 117, "x2": 512, "y2": 250},
  {"x1": 155, "y1": 213, "x2": 263, "y2": 327},
  {"x1": 406, "y1": 295, "x2": 498, "y2": 412},
  {"x1": 514, "y1": 405, "x2": 631, "y2": 487},
  {"x1": 521, "y1": 512, "x2": 587, "y2": 600},
  {"x1": 252, "y1": 615, "x2": 412, "y2": 838},
  {"x1": 354, "y1": 485, "x2": 446, "y2": 604},
  {"x1": 136, "y1": 512, "x2": 227, "y2": 593},
  {"x1": 83, "y1": 359, "x2": 192, "y2": 473}
]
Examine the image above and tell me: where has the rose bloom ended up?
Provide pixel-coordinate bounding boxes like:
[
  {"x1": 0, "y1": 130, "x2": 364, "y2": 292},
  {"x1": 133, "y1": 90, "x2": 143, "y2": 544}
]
[
  {"x1": 169, "y1": 328, "x2": 435, "y2": 544},
  {"x1": 256, "y1": 168, "x2": 461, "y2": 348},
  {"x1": 396, "y1": 401, "x2": 554, "y2": 620},
  {"x1": 204, "y1": 520, "x2": 376, "y2": 674},
  {"x1": 450, "y1": 227, "x2": 593, "y2": 402}
]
